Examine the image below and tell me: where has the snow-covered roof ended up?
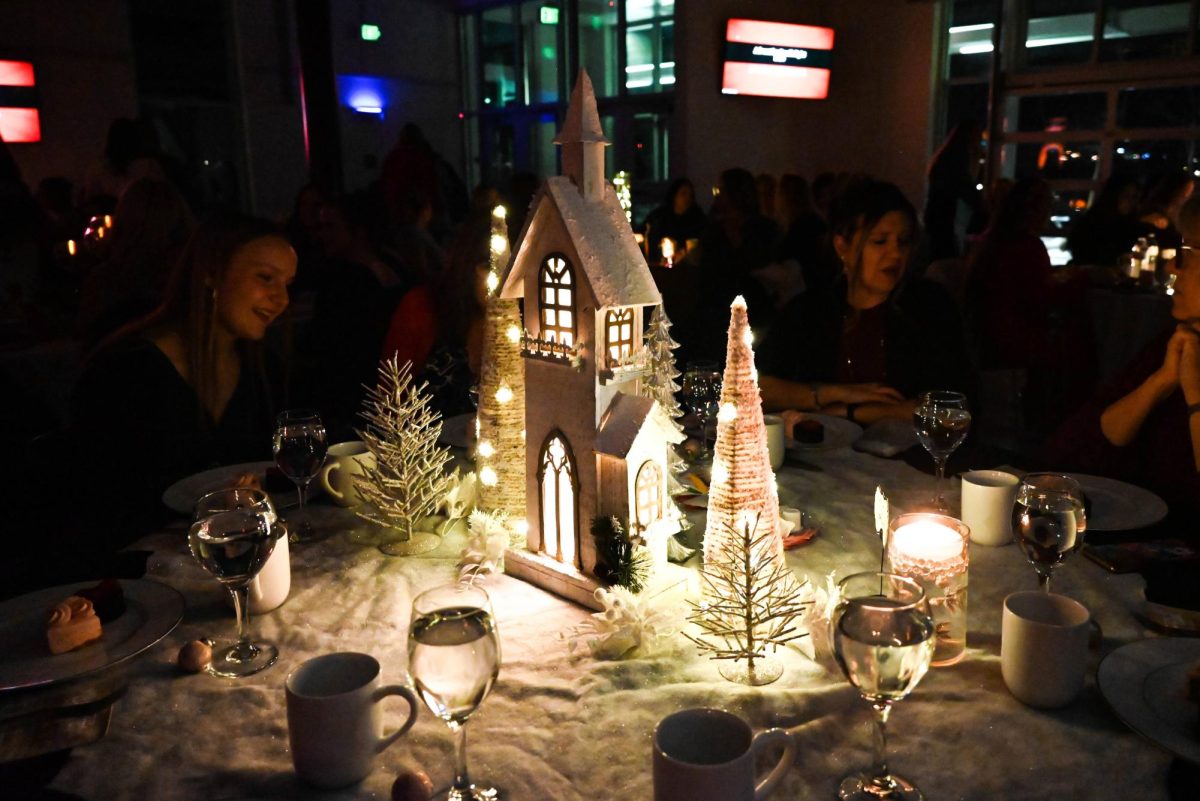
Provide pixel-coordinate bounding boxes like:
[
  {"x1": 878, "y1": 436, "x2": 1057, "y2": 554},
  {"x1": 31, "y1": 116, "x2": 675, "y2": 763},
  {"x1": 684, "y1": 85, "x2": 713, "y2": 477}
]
[
  {"x1": 499, "y1": 176, "x2": 661, "y2": 308},
  {"x1": 595, "y1": 392, "x2": 685, "y2": 458},
  {"x1": 555, "y1": 69, "x2": 607, "y2": 145}
]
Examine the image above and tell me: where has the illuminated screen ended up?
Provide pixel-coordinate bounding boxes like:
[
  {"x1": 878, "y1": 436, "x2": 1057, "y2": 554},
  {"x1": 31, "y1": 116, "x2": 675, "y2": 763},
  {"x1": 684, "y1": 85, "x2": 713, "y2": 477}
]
[
  {"x1": 722, "y1": 19, "x2": 834, "y2": 100},
  {"x1": 0, "y1": 60, "x2": 39, "y2": 142}
]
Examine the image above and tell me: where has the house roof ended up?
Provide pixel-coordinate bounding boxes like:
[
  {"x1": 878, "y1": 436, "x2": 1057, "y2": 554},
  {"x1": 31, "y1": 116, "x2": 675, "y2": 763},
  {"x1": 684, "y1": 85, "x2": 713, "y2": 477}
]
[
  {"x1": 554, "y1": 69, "x2": 607, "y2": 145},
  {"x1": 499, "y1": 176, "x2": 662, "y2": 308},
  {"x1": 595, "y1": 392, "x2": 685, "y2": 458}
]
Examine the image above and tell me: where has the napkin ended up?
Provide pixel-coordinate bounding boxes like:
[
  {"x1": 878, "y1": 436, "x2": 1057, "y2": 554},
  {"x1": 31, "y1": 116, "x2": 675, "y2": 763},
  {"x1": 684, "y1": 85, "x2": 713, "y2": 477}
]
[{"x1": 854, "y1": 419, "x2": 919, "y2": 458}]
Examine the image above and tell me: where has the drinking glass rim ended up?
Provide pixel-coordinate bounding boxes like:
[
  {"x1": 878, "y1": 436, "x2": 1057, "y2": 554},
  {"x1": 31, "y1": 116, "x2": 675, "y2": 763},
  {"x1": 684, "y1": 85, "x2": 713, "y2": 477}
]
[
  {"x1": 837, "y1": 571, "x2": 926, "y2": 612},
  {"x1": 917, "y1": 389, "x2": 968, "y2": 404},
  {"x1": 276, "y1": 408, "x2": 323, "y2": 425},
  {"x1": 193, "y1": 486, "x2": 273, "y2": 518},
  {"x1": 411, "y1": 582, "x2": 493, "y2": 616},
  {"x1": 1018, "y1": 472, "x2": 1082, "y2": 491}
]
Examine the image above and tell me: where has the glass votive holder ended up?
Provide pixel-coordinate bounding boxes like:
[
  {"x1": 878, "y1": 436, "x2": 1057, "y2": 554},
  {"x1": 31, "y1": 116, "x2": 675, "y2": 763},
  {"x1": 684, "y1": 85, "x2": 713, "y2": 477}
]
[{"x1": 886, "y1": 512, "x2": 970, "y2": 666}]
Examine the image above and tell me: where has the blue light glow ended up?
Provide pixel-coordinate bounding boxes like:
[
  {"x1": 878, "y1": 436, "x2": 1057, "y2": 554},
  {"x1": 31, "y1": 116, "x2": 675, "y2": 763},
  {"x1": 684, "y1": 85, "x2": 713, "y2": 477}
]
[{"x1": 339, "y1": 75, "x2": 388, "y2": 115}]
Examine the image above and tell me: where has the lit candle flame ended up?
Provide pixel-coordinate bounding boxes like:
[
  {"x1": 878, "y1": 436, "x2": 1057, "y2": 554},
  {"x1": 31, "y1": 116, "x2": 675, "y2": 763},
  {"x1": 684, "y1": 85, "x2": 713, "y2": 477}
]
[{"x1": 661, "y1": 238, "x2": 675, "y2": 267}]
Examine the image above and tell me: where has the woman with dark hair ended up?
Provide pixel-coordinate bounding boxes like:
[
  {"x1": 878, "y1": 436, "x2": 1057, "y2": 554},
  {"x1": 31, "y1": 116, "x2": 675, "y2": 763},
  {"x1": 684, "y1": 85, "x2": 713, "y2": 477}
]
[
  {"x1": 925, "y1": 119, "x2": 984, "y2": 261},
  {"x1": 69, "y1": 213, "x2": 295, "y2": 548},
  {"x1": 640, "y1": 177, "x2": 706, "y2": 264},
  {"x1": 1066, "y1": 173, "x2": 1141, "y2": 265},
  {"x1": 759, "y1": 180, "x2": 973, "y2": 426}
]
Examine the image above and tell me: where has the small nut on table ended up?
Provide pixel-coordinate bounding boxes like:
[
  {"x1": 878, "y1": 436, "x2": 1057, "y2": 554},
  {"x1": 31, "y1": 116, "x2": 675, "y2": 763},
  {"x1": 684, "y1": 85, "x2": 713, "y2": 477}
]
[
  {"x1": 392, "y1": 769, "x2": 434, "y2": 801},
  {"x1": 177, "y1": 640, "x2": 213, "y2": 673}
]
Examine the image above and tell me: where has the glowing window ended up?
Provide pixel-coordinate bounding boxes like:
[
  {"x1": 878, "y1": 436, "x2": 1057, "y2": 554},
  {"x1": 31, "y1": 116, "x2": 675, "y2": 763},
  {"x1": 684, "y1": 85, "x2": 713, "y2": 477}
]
[
  {"x1": 540, "y1": 433, "x2": 578, "y2": 567},
  {"x1": 635, "y1": 460, "x2": 662, "y2": 529},
  {"x1": 539, "y1": 255, "x2": 575, "y2": 346},
  {"x1": 605, "y1": 308, "x2": 634, "y2": 363}
]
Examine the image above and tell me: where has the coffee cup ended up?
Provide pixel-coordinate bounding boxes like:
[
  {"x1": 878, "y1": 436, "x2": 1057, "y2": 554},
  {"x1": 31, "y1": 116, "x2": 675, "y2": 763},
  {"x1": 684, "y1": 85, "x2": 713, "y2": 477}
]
[
  {"x1": 763, "y1": 415, "x2": 786, "y2": 471},
  {"x1": 1001, "y1": 591, "x2": 1090, "y2": 708},
  {"x1": 249, "y1": 534, "x2": 290, "y2": 614},
  {"x1": 319, "y1": 441, "x2": 375, "y2": 507},
  {"x1": 961, "y1": 470, "x2": 1020, "y2": 546},
  {"x1": 286, "y1": 652, "x2": 419, "y2": 788},
  {"x1": 653, "y1": 707, "x2": 795, "y2": 801}
]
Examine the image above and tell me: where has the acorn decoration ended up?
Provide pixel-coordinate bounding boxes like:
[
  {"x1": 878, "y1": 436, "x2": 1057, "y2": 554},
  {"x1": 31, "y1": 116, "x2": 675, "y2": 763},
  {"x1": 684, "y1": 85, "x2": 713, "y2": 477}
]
[
  {"x1": 177, "y1": 640, "x2": 213, "y2": 673},
  {"x1": 391, "y1": 769, "x2": 434, "y2": 801}
]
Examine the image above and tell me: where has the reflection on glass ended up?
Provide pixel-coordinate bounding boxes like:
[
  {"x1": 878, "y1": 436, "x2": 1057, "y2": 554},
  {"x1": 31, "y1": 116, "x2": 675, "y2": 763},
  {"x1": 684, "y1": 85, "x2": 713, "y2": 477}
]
[
  {"x1": 1024, "y1": 0, "x2": 1096, "y2": 68},
  {"x1": 1015, "y1": 141, "x2": 1100, "y2": 182},
  {"x1": 946, "y1": 0, "x2": 997, "y2": 79},
  {"x1": 1118, "y1": 85, "x2": 1200, "y2": 129},
  {"x1": 1017, "y1": 92, "x2": 1105, "y2": 133},
  {"x1": 578, "y1": 0, "x2": 618, "y2": 97},
  {"x1": 520, "y1": 1, "x2": 560, "y2": 105},
  {"x1": 1101, "y1": 1, "x2": 1189, "y2": 61},
  {"x1": 482, "y1": 6, "x2": 517, "y2": 108}
]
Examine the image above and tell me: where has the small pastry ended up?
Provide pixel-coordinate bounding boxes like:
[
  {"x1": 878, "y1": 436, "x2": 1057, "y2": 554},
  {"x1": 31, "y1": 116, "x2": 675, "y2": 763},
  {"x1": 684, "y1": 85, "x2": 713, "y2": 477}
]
[
  {"x1": 178, "y1": 640, "x2": 213, "y2": 673},
  {"x1": 46, "y1": 596, "x2": 103, "y2": 654},
  {"x1": 392, "y1": 769, "x2": 434, "y2": 801}
]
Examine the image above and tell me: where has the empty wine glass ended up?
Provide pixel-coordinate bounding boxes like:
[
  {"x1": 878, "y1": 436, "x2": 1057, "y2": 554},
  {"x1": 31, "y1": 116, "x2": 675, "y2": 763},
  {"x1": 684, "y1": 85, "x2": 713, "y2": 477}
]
[
  {"x1": 681, "y1": 363, "x2": 721, "y2": 461},
  {"x1": 408, "y1": 583, "x2": 501, "y2": 801},
  {"x1": 188, "y1": 488, "x2": 281, "y2": 678},
  {"x1": 1012, "y1": 473, "x2": 1087, "y2": 593},
  {"x1": 273, "y1": 409, "x2": 327, "y2": 543},
  {"x1": 832, "y1": 572, "x2": 936, "y2": 801},
  {"x1": 912, "y1": 390, "x2": 971, "y2": 510}
]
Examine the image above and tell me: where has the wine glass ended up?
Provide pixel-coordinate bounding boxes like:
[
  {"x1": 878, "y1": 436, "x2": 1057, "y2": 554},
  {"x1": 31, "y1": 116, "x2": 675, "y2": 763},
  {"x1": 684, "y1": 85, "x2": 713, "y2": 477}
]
[
  {"x1": 681, "y1": 362, "x2": 722, "y2": 461},
  {"x1": 1012, "y1": 473, "x2": 1087, "y2": 593},
  {"x1": 832, "y1": 572, "x2": 936, "y2": 801},
  {"x1": 188, "y1": 488, "x2": 281, "y2": 678},
  {"x1": 408, "y1": 583, "x2": 501, "y2": 801},
  {"x1": 273, "y1": 409, "x2": 328, "y2": 543},
  {"x1": 912, "y1": 390, "x2": 971, "y2": 510}
]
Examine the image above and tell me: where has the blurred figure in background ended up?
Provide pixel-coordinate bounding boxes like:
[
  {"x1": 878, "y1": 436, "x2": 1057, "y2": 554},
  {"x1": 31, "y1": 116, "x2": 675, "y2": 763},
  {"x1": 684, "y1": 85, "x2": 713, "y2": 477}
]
[
  {"x1": 82, "y1": 118, "x2": 165, "y2": 210},
  {"x1": 641, "y1": 177, "x2": 706, "y2": 266},
  {"x1": 1067, "y1": 173, "x2": 1141, "y2": 266},
  {"x1": 925, "y1": 119, "x2": 984, "y2": 261},
  {"x1": 755, "y1": 172, "x2": 777, "y2": 223},
  {"x1": 1136, "y1": 172, "x2": 1194, "y2": 248},
  {"x1": 774, "y1": 173, "x2": 831, "y2": 296}
]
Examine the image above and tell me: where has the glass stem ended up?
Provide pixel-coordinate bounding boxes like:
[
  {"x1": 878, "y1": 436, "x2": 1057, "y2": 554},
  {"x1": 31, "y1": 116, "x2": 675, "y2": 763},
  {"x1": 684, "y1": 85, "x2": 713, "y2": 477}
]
[
  {"x1": 934, "y1": 456, "x2": 947, "y2": 506},
  {"x1": 450, "y1": 722, "x2": 471, "y2": 794},
  {"x1": 296, "y1": 481, "x2": 306, "y2": 512},
  {"x1": 871, "y1": 701, "x2": 893, "y2": 784},
  {"x1": 229, "y1": 584, "x2": 255, "y2": 660},
  {"x1": 1038, "y1": 572, "x2": 1052, "y2": 593}
]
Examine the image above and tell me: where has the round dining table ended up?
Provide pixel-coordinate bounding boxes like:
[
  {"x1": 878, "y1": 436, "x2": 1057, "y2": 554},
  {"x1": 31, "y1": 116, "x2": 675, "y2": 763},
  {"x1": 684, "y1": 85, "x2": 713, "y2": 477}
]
[{"x1": 14, "y1": 443, "x2": 1185, "y2": 800}]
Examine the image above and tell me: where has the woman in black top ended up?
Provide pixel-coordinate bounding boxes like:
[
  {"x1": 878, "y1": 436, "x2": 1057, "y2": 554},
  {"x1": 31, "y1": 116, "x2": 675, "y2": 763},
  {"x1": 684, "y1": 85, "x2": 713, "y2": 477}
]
[{"x1": 759, "y1": 180, "x2": 973, "y2": 427}]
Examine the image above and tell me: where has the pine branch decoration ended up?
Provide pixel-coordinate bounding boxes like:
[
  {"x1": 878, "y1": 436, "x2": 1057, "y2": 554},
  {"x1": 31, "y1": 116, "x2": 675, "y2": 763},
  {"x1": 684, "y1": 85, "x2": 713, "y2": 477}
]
[
  {"x1": 685, "y1": 514, "x2": 810, "y2": 676},
  {"x1": 640, "y1": 306, "x2": 689, "y2": 479},
  {"x1": 354, "y1": 356, "x2": 454, "y2": 542},
  {"x1": 591, "y1": 516, "x2": 651, "y2": 594}
]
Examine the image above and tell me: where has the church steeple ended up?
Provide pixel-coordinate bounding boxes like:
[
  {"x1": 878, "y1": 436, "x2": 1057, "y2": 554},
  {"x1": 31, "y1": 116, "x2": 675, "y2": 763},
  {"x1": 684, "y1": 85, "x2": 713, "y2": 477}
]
[{"x1": 555, "y1": 69, "x2": 609, "y2": 202}]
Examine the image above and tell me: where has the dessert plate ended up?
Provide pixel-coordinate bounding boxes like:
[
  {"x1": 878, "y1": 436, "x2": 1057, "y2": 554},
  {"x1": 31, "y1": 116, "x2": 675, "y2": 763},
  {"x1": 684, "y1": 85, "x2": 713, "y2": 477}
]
[
  {"x1": 0, "y1": 579, "x2": 184, "y2": 692},
  {"x1": 1069, "y1": 474, "x2": 1168, "y2": 531},
  {"x1": 161, "y1": 461, "x2": 279, "y2": 515},
  {"x1": 1098, "y1": 638, "x2": 1200, "y2": 764}
]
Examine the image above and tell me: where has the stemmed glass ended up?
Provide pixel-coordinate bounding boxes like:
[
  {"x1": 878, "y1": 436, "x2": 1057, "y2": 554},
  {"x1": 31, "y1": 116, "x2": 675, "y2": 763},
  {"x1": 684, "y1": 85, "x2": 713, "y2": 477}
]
[
  {"x1": 273, "y1": 409, "x2": 327, "y2": 543},
  {"x1": 188, "y1": 488, "x2": 281, "y2": 678},
  {"x1": 408, "y1": 583, "x2": 502, "y2": 801},
  {"x1": 912, "y1": 390, "x2": 971, "y2": 510},
  {"x1": 1012, "y1": 473, "x2": 1087, "y2": 593},
  {"x1": 832, "y1": 572, "x2": 936, "y2": 801},
  {"x1": 681, "y1": 362, "x2": 722, "y2": 461}
]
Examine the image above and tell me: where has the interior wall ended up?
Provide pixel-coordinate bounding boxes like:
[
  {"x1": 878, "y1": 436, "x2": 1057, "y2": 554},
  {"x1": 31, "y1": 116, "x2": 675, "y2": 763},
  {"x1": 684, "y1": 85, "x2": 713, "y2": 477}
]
[
  {"x1": 0, "y1": 0, "x2": 138, "y2": 192},
  {"x1": 331, "y1": 0, "x2": 465, "y2": 193},
  {"x1": 675, "y1": 0, "x2": 938, "y2": 208}
]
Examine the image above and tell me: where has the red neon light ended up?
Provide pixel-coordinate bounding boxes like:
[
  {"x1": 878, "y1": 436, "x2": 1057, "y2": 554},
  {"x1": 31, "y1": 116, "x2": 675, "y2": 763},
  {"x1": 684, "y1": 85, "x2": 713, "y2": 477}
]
[
  {"x1": 0, "y1": 60, "x2": 35, "y2": 87},
  {"x1": 726, "y1": 19, "x2": 835, "y2": 51},
  {"x1": 0, "y1": 107, "x2": 41, "y2": 142},
  {"x1": 722, "y1": 63, "x2": 830, "y2": 101}
]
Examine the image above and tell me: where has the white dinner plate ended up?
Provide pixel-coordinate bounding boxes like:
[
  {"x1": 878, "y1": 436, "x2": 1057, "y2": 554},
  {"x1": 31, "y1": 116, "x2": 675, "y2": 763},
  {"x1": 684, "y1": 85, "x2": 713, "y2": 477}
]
[
  {"x1": 438, "y1": 413, "x2": 475, "y2": 450},
  {"x1": 1070, "y1": 473, "x2": 1168, "y2": 531},
  {"x1": 161, "y1": 461, "x2": 278, "y2": 515},
  {"x1": 786, "y1": 413, "x2": 863, "y2": 452},
  {"x1": 0, "y1": 579, "x2": 184, "y2": 692},
  {"x1": 1098, "y1": 638, "x2": 1200, "y2": 764}
]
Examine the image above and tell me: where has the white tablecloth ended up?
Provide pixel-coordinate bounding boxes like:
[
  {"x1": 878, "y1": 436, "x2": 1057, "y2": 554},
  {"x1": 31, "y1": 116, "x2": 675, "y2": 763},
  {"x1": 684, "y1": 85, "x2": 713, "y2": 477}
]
[{"x1": 42, "y1": 447, "x2": 1169, "y2": 801}]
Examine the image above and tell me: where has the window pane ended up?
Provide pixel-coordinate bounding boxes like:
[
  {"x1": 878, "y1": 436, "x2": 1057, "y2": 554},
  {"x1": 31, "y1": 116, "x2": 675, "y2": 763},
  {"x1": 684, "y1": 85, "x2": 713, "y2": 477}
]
[
  {"x1": 633, "y1": 112, "x2": 669, "y2": 183},
  {"x1": 1113, "y1": 138, "x2": 1200, "y2": 180},
  {"x1": 545, "y1": 308, "x2": 557, "y2": 326},
  {"x1": 578, "y1": 0, "x2": 618, "y2": 97},
  {"x1": 482, "y1": 6, "x2": 518, "y2": 108},
  {"x1": 1015, "y1": 141, "x2": 1101, "y2": 180},
  {"x1": 947, "y1": 0, "x2": 996, "y2": 79},
  {"x1": 1016, "y1": 92, "x2": 1106, "y2": 132},
  {"x1": 1024, "y1": 0, "x2": 1097, "y2": 69},
  {"x1": 530, "y1": 115, "x2": 558, "y2": 179},
  {"x1": 1117, "y1": 85, "x2": 1200, "y2": 129},
  {"x1": 1101, "y1": 1, "x2": 1190, "y2": 61},
  {"x1": 520, "y1": 2, "x2": 560, "y2": 105},
  {"x1": 626, "y1": 21, "x2": 673, "y2": 94},
  {"x1": 626, "y1": 0, "x2": 672, "y2": 24}
]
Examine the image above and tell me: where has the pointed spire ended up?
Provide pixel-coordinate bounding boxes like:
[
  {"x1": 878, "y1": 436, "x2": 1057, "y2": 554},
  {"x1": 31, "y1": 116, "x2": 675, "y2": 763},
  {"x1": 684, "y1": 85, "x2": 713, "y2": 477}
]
[{"x1": 556, "y1": 69, "x2": 609, "y2": 201}]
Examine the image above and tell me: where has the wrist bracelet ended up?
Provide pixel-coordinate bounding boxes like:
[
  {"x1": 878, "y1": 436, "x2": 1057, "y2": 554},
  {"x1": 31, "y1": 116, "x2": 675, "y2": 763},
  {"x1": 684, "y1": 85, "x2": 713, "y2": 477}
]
[
  {"x1": 845, "y1": 402, "x2": 860, "y2": 424},
  {"x1": 1188, "y1": 402, "x2": 1200, "y2": 416},
  {"x1": 811, "y1": 382, "x2": 823, "y2": 408}
]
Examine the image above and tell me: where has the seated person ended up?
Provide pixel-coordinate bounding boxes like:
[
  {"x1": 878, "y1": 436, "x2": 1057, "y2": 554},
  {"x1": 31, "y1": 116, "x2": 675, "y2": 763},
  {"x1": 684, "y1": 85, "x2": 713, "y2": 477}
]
[
  {"x1": 1043, "y1": 194, "x2": 1200, "y2": 525},
  {"x1": 69, "y1": 213, "x2": 295, "y2": 552},
  {"x1": 759, "y1": 180, "x2": 973, "y2": 429}
]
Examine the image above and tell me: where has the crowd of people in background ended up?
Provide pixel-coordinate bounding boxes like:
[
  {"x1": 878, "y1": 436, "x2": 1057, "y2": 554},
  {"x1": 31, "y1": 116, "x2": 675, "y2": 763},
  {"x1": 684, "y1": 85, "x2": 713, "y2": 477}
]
[{"x1": 5, "y1": 112, "x2": 1200, "y2": 589}]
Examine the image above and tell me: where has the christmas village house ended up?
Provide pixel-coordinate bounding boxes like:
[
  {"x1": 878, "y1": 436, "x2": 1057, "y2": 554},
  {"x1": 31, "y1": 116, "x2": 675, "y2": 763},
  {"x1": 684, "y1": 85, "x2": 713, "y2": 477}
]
[{"x1": 498, "y1": 70, "x2": 685, "y2": 610}]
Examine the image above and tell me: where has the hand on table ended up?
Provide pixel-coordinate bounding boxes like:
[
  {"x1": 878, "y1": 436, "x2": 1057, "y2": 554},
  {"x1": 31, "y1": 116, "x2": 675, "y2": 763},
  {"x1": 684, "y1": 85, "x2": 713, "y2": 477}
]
[{"x1": 832, "y1": 382, "x2": 906, "y2": 406}]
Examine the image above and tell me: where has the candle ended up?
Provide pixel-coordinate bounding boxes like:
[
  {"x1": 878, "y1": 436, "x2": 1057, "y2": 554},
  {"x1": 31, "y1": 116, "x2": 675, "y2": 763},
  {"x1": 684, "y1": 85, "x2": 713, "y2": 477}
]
[
  {"x1": 661, "y1": 238, "x2": 675, "y2": 267},
  {"x1": 886, "y1": 512, "x2": 969, "y2": 667}
]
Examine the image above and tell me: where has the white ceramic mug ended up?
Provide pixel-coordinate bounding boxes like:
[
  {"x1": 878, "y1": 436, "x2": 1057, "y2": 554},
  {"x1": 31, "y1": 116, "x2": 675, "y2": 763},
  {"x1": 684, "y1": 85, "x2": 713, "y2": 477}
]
[
  {"x1": 763, "y1": 415, "x2": 786, "y2": 471},
  {"x1": 653, "y1": 708, "x2": 795, "y2": 801},
  {"x1": 778, "y1": 507, "x2": 802, "y2": 534},
  {"x1": 961, "y1": 470, "x2": 1020, "y2": 547},
  {"x1": 318, "y1": 441, "x2": 375, "y2": 507},
  {"x1": 1001, "y1": 591, "x2": 1090, "y2": 708},
  {"x1": 249, "y1": 534, "x2": 290, "y2": 614},
  {"x1": 286, "y1": 652, "x2": 419, "y2": 788}
]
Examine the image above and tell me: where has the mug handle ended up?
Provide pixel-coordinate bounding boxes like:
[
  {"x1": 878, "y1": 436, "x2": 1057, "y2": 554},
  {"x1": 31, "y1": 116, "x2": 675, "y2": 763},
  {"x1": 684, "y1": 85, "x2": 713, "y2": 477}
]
[
  {"x1": 373, "y1": 684, "x2": 420, "y2": 753},
  {"x1": 320, "y1": 461, "x2": 345, "y2": 502},
  {"x1": 751, "y1": 728, "x2": 795, "y2": 801}
]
